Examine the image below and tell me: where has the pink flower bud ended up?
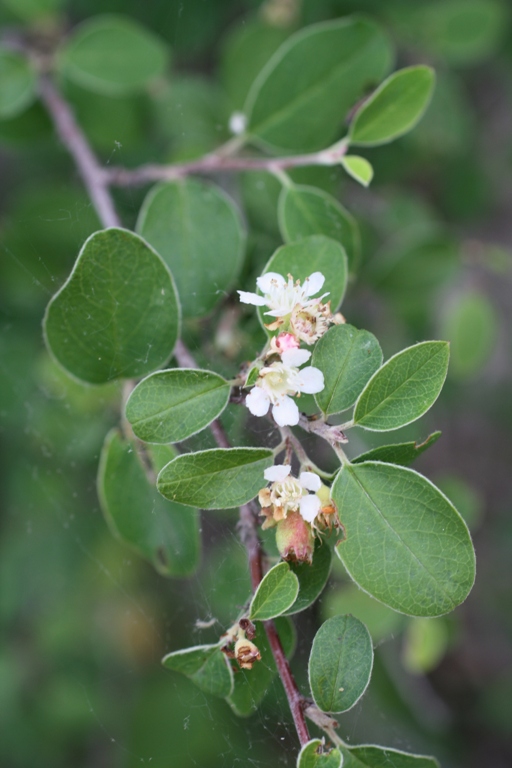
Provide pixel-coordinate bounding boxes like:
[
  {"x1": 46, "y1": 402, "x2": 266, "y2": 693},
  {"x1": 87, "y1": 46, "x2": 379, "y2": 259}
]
[
  {"x1": 275, "y1": 510, "x2": 314, "y2": 564},
  {"x1": 275, "y1": 332, "x2": 300, "y2": 352}
]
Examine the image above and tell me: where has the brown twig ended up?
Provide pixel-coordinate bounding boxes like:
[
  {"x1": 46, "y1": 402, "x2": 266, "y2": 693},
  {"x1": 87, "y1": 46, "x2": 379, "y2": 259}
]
[
  {"x1": 40, "y1": 73, "x2": 310, "y2": 747},
  {"x1": 239, "y1": 502, "x2": 310, "y2": 746},
  {"x1": 104, "y1": 143, "x2": 349, "y2": 187},
  {"x1": 38, "y1": 76, "x2": 120, "y2": 229}
]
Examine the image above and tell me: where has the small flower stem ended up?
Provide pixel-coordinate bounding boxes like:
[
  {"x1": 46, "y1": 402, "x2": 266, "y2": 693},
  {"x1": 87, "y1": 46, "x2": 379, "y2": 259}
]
[{"x1": 279, "y1": 426, "x2": 333, "y2": 479}]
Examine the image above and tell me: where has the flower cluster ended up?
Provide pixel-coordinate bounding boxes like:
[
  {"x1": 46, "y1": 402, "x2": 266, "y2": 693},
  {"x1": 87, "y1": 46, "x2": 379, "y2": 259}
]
[
  {"x1": 239, "y1": 271, "x2": 342, "y2": 426},
  {"x1": 245, "y1": 348, "x2": 323, "y2": 427},
  {"x1": 238, "y1": 271, "x2": 339, "y2": 344},
  {"x1": 259, "y1": 465, "x2": 340, "y2": 563}
]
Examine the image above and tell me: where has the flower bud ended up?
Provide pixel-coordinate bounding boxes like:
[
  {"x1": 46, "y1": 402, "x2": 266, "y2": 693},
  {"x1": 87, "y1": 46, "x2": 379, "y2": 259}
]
[
  {"x1": 234, "y1": 638, "x2": 261, "y2": 669},
  {"x1": 275, "y1": 510, "x2": 314, "y2": 564},
  {"x1": 270, "y1": 332, "x2": 300, "y2": 355}
]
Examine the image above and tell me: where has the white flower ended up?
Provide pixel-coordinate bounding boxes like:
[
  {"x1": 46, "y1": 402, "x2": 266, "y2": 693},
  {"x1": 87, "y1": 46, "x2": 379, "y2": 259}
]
[
  {"x1": 245, "y1": 348, "x2": 324, "y2": 427},
  {"x1": 238, "y1": 271, "x2": 328, "y2": 319},
  {"x1": 260, "y1": 464, "x2": 322, "y2": 523}
]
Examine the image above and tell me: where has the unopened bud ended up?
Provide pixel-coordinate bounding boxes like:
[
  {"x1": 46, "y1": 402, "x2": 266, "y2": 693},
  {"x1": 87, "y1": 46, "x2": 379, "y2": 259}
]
[
  {"x1": 275, "y1": 510, "x2": 314, "y2": 564},
  {"x1": 234, "y1": 638, "x2": 261, "y2": 670},
  {"x1": 270, "y1": 332, "x2": 300, "y2": 355},
  {"x1": 238, "y1": 618, "x2": 256, "y2": 640}
]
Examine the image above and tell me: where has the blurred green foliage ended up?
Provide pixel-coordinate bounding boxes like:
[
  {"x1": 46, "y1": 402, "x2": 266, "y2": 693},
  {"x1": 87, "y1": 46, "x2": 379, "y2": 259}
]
[{"x1": 1, "y1": 1, "x2": 512, "y2": 767}]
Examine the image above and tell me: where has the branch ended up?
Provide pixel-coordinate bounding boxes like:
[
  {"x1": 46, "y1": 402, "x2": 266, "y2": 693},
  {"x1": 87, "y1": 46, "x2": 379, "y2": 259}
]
[
  {"x1": 40, "y1": 72, "x2": 310, "y2": 747},
  {"x1": 239, "y1": 502, "x2": 310, "y2": 747},
  {"x1": 298, "y1": 414, "x2": 348, "y2": 445},
  {"x1": 104, "y1": 143, "x2": 349, "y2": 186},
  {"x1": 38, "y1": 76, "x2": 120, "y2": 229}
]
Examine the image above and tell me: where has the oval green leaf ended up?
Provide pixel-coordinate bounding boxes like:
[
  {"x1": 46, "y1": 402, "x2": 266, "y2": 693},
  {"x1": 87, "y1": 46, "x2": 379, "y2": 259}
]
[
  {"x1": 137, "y1": 179, "x2": 245, "y2": 318},
  {"x1": 278, "y1": 185, "x2": 360, "y2": 270},
  {"x1": 162, "y1": 644, "x2": 233, "y2": 698},
  {"x1": 285, "y1": 539, "x2": 332, "y2": 615},
  {"x1": 98, "y1": 429, "x2": 200, "y2": 577},
  {"x1": 309, "y1": 615, "x2": 373, "y2": 714},
  {"x1": 227, "y1": 616, "x2": 295, "y2": 717},
  {"x1": 157, "y1": 447, "x2": 273, "y2": 509},
  {"x1": 298, "y1": 739, "x2": 343, "y2": 768},
  {"x1": 332, "y1": 462, "x2": 476, "y2": 616},
  {"x1": 341, "y1": 744, "x2": 439, "y2": 768},
  {"x1": 43, "y1": 228, "x2": 180, "y2": 384},
  {"x1": 249, "y1": 562, "x2": 299, "y2": 621},
  {"x1": 245, "y1": 17, "x2": 393, "y2": 153},
  {"x1": 313, "y1": 325, "x2": 383, "y2": 416},
  {"x1": 353, "y1": 432, "x2": 441, "y2": 466},
  {"x1": 0, "y1": 49, "x2": 36, "y2": 120},
  {"x1": 57, "y1": 14, "x2": 169, "y2": 95},
  {"x1": 349, "y1": 66, "x2": 435, "y2": 147},
  {"x1": 353, "y1": 341, "x2": 449, "y2": 431},
  {"x1": 126, "y1": 369, "x2": 230, "y2": 444},
  {"x1": 341, "y1": 155, "x2": 374, "y2": 187}
]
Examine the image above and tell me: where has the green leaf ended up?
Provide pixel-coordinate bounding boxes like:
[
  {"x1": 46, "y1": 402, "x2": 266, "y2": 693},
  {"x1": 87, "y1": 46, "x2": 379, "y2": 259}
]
[
  {"x1": 43, "y1": 228, "x2": 180, "y2": 384},
  {"x1": 332, "y1": 462, "x2": 476, "y2": 616},
  {"x1": 57, "y1": 14, "x2": 169, "y2": 95},
  {"x1": 353, "y1": 342, "x2": 449, "y2": 431},
  {"x1": 341, "y1": 744, "x2": 439, "y2": 768},
  {"x1": 125, "y1": 369, "x2": 230, "y2": 444},
  {"x1": 321, "y1": 585, "x2": 403, "y2": 643},
  {"x1": 285, "y1": 539, "x2": 332, "y2": 615},
  {"x1": 157, "y1": 447, "x2": 273, "y2": 509},
  {"x1": 353, "y1": 432, "x2": 441, "y2": 466},
  {"x1": 249, "y1": 562, "x2": 299, "y2": 621},
  {"x1": 137, "y1": 179, "x2": 245, "y2": 318},
  {"x1": 409, "y1": 0, "x2": 506, "y2": 66},
  {"x1": 0, "y1": 49, "x2": 36, "y2": 120},
  {"x1": 220, "y1": 18, "x2": 290, "y2": 110},
  {"x1": 313, "y1": 325, "x2": 383, "y2": 416},
  {"x1": 260, "y1": 237, "x2": 348, "y2": 331},
  {"x1": 403, "y1": 617, "x2": 449, "y2": 674},
  {"x1": 442, "y1": 291, "x2": 498, "y2": 379},
  {"x1": 309, "y1": 615, "x2": 373, "y2": 713},
  {"x1": 227, "y1": 616, "x2": 295, "y2": 716},
  {"x1": 341, "y1": 156, "x2": 374, "y2": 187},
  {"x1": 349, "y1": 66, "x2": 435, "y2": 147},
  {"x1": 298, "y1": 739, "x2": 343, "y2": 768},
  {"x1": 162, "y1": 644, "x2": 233, "y2": 698},
  {"x1": 98, "y1": 429, "x2": 200, "y2": 577},
  {"x1": 278, "y1": 185, "x2": 360, "y2": 270},
  {"x1": 245, "y1": 16, "x2": 393, "y2": 153}
]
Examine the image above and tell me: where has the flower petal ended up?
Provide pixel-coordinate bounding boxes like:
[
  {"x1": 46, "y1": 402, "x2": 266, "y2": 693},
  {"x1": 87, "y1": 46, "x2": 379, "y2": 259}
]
[
  {"x1": 272, "y1": 395, "x2": 299, "y2": 426},
  {"x1": 281, "y1": 348, "x2": 311, "y2": 368},
  {"x1": 245, "y1": 386, "x2": 270, "y2": 416},
  {"x1": 238, "y1": 290, "x2": 267, "y2": 306},
  {"x1": 300, "y1": 472, "x2": 322, "y2": 492},
  {"x1": 264, "y1": 464, "x2": 291, "y2": 482},
  {"x1": 296, "y1": 366, "x2": 324, "y2": 394},
  {"x1": 257, "y1": 272, "x2": 286, "y2": 294},
  {"x1": 299, "y1": 494, "x2": 321, "y2": 523},
  {"x1": 303, "y1": 272, "x2": 325, "y2": 297}
]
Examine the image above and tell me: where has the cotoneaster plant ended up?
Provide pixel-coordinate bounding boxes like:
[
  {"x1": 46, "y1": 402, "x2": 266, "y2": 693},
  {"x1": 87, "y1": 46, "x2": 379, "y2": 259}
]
[{"x1": 4, "y1": 10, "x2": 477, "y2": 767}]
